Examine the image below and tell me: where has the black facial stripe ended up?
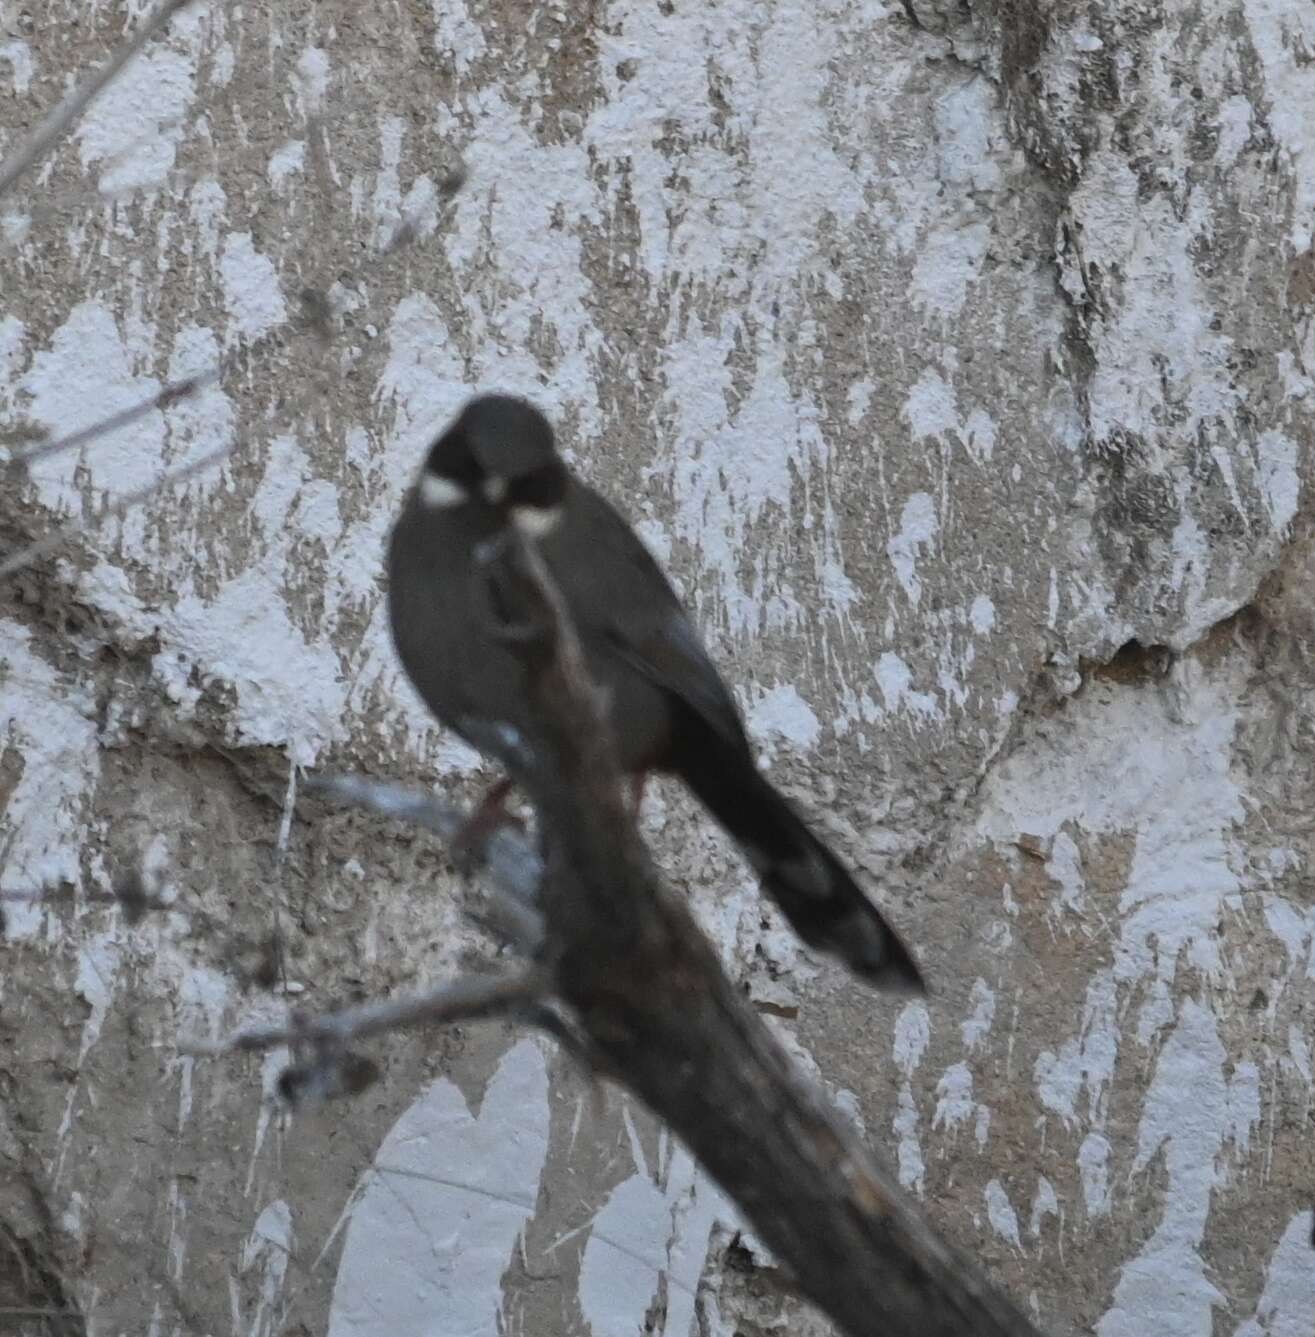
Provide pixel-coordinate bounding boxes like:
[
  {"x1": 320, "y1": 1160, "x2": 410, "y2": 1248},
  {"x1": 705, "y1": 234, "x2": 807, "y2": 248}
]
[
  {"x1": 425, "y1": 432, "x2": 483, "y2": 488},
  {"x1": 505, "y1": 461, "x2": 567, "y2": 509}
]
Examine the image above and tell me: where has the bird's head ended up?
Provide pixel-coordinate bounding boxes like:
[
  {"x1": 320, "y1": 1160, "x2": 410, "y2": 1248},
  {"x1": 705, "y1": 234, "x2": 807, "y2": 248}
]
[{"x1": 419, "y1": 394, "x2": 567, "y2": 538}]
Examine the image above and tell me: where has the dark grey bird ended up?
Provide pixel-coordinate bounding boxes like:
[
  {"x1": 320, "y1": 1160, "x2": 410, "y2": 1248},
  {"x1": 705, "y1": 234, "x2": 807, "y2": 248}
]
[{"x1": 387, "y1": 393, "x2": 923, "y2": 994}]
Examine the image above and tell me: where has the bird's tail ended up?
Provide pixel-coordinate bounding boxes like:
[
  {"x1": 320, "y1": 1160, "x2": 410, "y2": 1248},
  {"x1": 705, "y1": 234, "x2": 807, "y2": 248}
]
[{"x1": 672, "y1": 726, "x2": 925, "y2": 994}]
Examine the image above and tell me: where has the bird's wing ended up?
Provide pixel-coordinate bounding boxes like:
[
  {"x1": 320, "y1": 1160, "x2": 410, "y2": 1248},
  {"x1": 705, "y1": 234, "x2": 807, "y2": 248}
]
[
  {"x1": 608, "y1": 603, "x2": 750, "y2": 750},
  {"x1": 551, "y1": 484, "x2": 751, "y2": 753}
]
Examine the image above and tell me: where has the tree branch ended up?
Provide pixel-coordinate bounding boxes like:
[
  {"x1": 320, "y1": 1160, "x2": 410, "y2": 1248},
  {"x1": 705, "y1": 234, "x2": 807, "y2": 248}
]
[
  {"x1": 202, "y1": 530, "x2": 1040, "y2": 1332},
  {"x1": 178, "y1": 537, "x2": 1039, "y2": 1334},
  {"x1": 475, "y1": 533, "x2": 1043, "y2": 1337}
]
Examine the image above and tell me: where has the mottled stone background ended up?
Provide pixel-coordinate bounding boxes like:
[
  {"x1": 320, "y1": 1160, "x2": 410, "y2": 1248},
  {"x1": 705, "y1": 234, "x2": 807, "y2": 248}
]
[{"x1": 1, "y1": 1, "x2": 1312, "y2": 1334}]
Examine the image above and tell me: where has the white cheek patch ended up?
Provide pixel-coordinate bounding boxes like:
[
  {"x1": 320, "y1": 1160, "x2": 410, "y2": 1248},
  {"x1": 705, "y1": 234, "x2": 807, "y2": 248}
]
[
  {"x1": 482, "y1": 476, "x2": 508, "y2": 503},
  {"x1": 420, "y1": 473, "x2": 470, "y2": 508},
  {"x1": 511, "y1": 505, "x2": 563, "y2": 540}
]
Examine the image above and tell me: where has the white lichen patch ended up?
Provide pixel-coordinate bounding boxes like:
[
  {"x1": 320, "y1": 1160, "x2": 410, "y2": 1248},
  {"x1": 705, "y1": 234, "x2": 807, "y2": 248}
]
[{"x1": 0, "y1": 620, "x2": 100, "y2": 938}]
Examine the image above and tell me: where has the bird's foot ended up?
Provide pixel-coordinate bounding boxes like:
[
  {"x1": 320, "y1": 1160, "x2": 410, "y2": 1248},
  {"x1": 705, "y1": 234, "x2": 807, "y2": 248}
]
[{"x1": 450, "y1": 775, "x2": 522, "y2": 873}]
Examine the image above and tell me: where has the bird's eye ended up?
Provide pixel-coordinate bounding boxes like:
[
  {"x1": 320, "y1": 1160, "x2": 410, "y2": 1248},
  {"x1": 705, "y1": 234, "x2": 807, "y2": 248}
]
[{"x1": 506, "y1": 461, "x2": 566, "y2": 510}]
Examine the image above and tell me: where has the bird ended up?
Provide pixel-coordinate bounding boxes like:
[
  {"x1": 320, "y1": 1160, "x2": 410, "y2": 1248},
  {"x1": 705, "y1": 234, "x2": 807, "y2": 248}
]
[{"x1": 386, "y1": 393, "x2": 924, "y2": 994}]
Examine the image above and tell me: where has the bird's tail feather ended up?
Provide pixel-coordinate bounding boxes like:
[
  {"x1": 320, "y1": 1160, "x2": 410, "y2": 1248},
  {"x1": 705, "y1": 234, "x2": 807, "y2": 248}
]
[{"x1": 672, "y1": 725, "x2": 924, "y2": 994}]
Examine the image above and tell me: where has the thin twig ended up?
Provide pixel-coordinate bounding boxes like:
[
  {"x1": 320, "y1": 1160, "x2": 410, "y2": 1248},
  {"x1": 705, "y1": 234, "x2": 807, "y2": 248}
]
[
  {"x1": 10, "y1": 369, "x2": 220, "y2": 468},
  {"x1": 0, "y1": 441, "x2": 229, "y2": 580},
  {"x1": 304, "y1": 772, "x2": 468, "y2": 840},
  {"x1": 0, "y1": 873, "x2": 168, "y2": 924},
  {"x1": 1, "y1": 186, "x2": 463, "y2": 579},
  {"x1": 0, "y1": 0, "x2": 198, "y2": 201},
  {"x1": 0, "y1": 170, "x2": 198, "y2": 253},
  {"x1": 269, "y1": 759, "x2": 299, "y2": 993},
  {"x1": 182, "y1": 968, "x2": 548, "y2": 1058},
  {"x1": 8, "y1": 300, "x2": 291, "y2": 474},
  {"x1": 7, "y1": 189, "x2": 460, "y2": 474},
  {"x1": 306, "y1": 771, "x2": 545, "y2": 917},
  {"x1": 0, "y1": 122, "x2": 463, "y2": 256}
]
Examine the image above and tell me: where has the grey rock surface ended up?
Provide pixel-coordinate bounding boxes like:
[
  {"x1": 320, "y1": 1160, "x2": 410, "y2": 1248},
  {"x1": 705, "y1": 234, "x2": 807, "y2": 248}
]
[{"x1": 0, "y1": 1, "x2": 1311, "y2": 1334}]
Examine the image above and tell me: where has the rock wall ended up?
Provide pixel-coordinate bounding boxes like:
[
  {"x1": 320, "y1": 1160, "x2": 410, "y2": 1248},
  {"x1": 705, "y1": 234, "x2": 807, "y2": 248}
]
[{"x1": 0, "y1": 1, "x2": 1311, "y2": 1334}]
